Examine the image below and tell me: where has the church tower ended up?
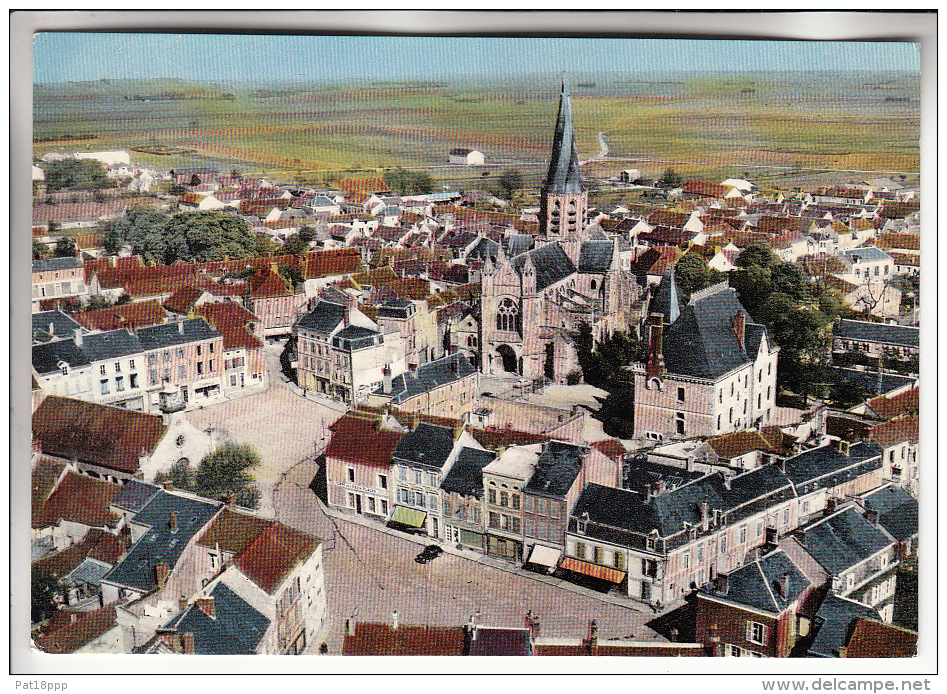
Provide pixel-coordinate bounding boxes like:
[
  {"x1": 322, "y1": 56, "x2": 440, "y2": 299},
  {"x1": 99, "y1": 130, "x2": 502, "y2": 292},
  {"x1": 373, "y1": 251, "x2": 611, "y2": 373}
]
[{"x1": 540, "y1": 77, "x2": 588, "y2": 239}]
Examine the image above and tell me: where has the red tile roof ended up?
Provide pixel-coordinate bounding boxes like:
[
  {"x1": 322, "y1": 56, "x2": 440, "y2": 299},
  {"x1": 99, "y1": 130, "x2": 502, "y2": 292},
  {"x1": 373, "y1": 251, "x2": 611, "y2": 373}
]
[
  {"x1": 869, "y1": 414, "x2": 919, "y2": 448},
  {"x1": 304, "y1": 249, "x2": 363, "y2": 279},
  {"x1": 35, "y1": 603, "x2": 118, "y2": 654},
  {"x1": 195, "y1": 302, "x2": 263, "y2": 351},
  {"x1": 875, "y1": 233, "x2": 920, "y2": 251},
  {"x1": 32, "y1": 471, "x2": 120, "y2": 530},
  {"x1": 73, "y1": 299, "x2": 168, "y2": 331},
  {"x1": 196, "y1": 507, "x2": 270, "y2": 555},
  {"x1": 682, "y1": 181, "x2": 730, "y2": 198},
  {"x1": 324, "y1": 413, "x2": 402, "y2": 469},
  {"x1": 163, "y1": 285, "x2": 206, "y2": 314},
  {"x1": 866, "y1": 387, "x2": 919, "y2": 420},
  {"x1": 233, "y1": 522, "x2": 321, "y2": 595},
  {"x1": 535, "y1": 642, "x2": 706, "y2": 656},
  {"x1": 707, "y1": 430, "x2": 778, "y2": 461},
  {"x1": 32, "y1": 456, "x2": 67, "y2": 515},
  {"x1": 32, "y1": 396, "x2": 167, "y2": 474},
  {"x1": 342, "y1": 622, "x2": 465, "y2": 655},
  {"x1": 844, "y1": 618, "x2": 917, "y2": 658},
  {"x1": 32, "y1": 528, "x2": 126, "y2": 579},
  {"x1": 591, "y1": 438, "x2": 626, "y2": 461},
  {"x1": 647, "y1": 210, "x2": 690, "y2": 227}
]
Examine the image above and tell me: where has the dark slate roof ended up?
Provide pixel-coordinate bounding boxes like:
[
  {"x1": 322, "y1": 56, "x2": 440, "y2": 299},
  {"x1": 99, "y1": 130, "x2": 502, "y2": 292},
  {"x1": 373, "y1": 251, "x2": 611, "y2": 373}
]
[
  {"x1": 440, "y1": 447, "x2": 495, "y2": 497},
  {"x1": 136, "y1": 319, "x2": 220, "y2": 351},
  {"x1": 860, "y1": 486, "x2": 918, "y2": 542},
  {"x1": 807, "y1": 594, "x2": 879, "y2": 658},
  {"x1": 32, "y1": 338, "x2": 91, "y2": 374},
  {"x1": 648, "y1": 268, "x2": 680, "y2": 325},
  {"x1": 624, "y1": 457, "x2": 706, "y2": 496},
  {"x1": 524, "y1": 441, "x2": 586, "y2": 498},
  {"x1": 783, "y1": 442, "x2": 883, "y2": 489},
  {"x1": 81, "y1": 329, "x2": 144, "y2": 362},
  {"x1": 33, "y1": 257, "x2": 83, "y2": 272},
  {"x1": 469, "y1": 627, "x2": 532, "y2": 656},
  {"x1": 334, "y1": 324, "x2": 378, "y2": 340},
  {"x1": 64, "y1": 557, "x2": 112, "y2": 587},
  {"x1": 826, "y1": 367, "x2": 916, "y2": 396},
  {"x1": 842, "y1": 247, "x2": 892, "y2": 263},
  {"x1": 376, "y1": 297, "x2": 413, "y2": 319},
  {"x1": 33, "y1": 310, "x2": 82, "y2": 342},
  {"x1": 542, "y1": 78, "x2": 582, "y2": 195},
  {"x1": 296, "y1": 300, "x2": 346, "y2": 334},
  {"x1": 160, "y1": 582, "x2": 269, "y2": 655},
  {"x1": 378, "y1": 353, "x2": 476, "y2": 403},
  {"x1": 801, "y1": 507, "x2": 894, "y2": 576},
  {"x1": 392, "y1": 423, "x2": 456, "y2": 470},
  {"x1": 503, "y1": 234, "x2": 535, "y2": 258},
  {"x1": 510, "y1": 242, "x2": 576, "y2": 292},
  {"x1": 699, "y1": 549, "x2": 810, "y2": 615},
  {"x1": 111, "y1": 480, "x2": 161, "y2": 514},
  {"x1": 466, "y1": 236, "x2": 500, "y2": 261},
  {"x1": 577, "y1": 240, "x2": 614, "y2": 274},
  {"x1": 835, "y1": 320, "x2": 919, "y2": 349},
  {"x1": 102, "y1": 491, "x2": 219, "y2": 592},
  {"x1": 663, "y1": 284, "x2": 763, "y2": 380}
]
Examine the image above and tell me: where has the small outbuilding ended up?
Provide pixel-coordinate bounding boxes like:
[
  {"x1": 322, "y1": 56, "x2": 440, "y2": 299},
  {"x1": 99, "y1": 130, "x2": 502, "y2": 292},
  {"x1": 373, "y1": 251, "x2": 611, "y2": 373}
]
[{"x1": 448, "y1": 148, "x2": 485, "y2": 166}]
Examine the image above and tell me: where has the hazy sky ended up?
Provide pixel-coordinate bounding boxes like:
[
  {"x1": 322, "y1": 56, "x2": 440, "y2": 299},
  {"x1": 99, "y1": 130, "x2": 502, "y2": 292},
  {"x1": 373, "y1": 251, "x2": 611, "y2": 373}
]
[{"x1": 33, "y1": 33, "x2": 920, "y2": 84}]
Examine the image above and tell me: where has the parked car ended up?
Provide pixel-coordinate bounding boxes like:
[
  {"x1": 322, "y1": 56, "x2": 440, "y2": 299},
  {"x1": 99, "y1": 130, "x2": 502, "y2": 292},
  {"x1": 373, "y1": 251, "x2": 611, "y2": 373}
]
[{"x1": 414, "y1": 544, "x2": 444, "y2": 564}]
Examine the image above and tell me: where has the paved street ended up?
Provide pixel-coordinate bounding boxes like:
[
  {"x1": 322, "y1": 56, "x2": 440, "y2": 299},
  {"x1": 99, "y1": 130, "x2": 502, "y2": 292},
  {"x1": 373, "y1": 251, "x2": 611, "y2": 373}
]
[{"x1": 272, "y1": 457, "x2": 662, "y2": 654}]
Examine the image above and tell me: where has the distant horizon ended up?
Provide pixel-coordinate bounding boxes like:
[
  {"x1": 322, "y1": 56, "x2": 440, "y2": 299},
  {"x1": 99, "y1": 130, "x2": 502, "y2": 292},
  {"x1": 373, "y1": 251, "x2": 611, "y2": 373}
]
[{"x1": 33, "y1": 33, "x2": 920, "y2": 85}]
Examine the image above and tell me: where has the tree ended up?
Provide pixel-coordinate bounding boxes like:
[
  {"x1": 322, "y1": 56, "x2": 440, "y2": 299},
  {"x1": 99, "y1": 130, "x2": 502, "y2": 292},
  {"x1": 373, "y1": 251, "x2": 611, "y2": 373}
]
[
  {"x1": 497, "y1": 169, "x2": 524, "y2": 200},
  {"x1": 115, "y1": 292, "x2": 132, "y2": 306},
  {"x1": 656, "y1": 167, "x2": 683, "y2": 189},
  {"x1": 43, "y1": 158, "x2": 109, "y2": 192},
  {"x1": 154, "y1": 458, "x2": 196, "y2": 491},
  {"x1": 33, "y1": 238, "x2": 49, "y2": 260},
  {"x1": 829, "y1": 378, "x2": 868, "y2": 410},
  {"x1": 53, "y1": 236, "x2": 78, "y2": 258},
  {"x1": 189, "y1": 173, "x2": 202, "y2": 187},
  {"x1": 195, "y1": 443, "x2": 261, "y2": 508},
  {"x1": 674, "y1": 253, "x2": 722, "y2": 305},
  {"x1": 31, "y1": 569, "x2": 59, "y2": 623},
  {"x1": 594, "y1": 389, "x2": 636, "y2": 439},
  {"x1": 169, "y1": 183, "x2": 187, "y2": 196},
  {"x1": 279, "y1": 264, "x2": 304, "y2": 290},
  {"x1": 383, "y1": 167, "x2": 435, "y2": 196}
]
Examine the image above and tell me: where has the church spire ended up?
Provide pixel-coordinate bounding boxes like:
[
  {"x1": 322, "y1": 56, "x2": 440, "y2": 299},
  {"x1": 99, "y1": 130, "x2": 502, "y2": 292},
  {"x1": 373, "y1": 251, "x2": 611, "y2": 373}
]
[{"x1": 542, "y1": 75, "x2": 583, "y2": 195}]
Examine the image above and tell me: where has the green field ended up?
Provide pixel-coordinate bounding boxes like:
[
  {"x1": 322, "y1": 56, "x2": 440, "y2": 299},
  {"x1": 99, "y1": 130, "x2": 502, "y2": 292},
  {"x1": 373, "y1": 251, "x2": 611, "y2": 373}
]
[{"x1": 33, "y1": 72, "x2": 920, "y2": 188}]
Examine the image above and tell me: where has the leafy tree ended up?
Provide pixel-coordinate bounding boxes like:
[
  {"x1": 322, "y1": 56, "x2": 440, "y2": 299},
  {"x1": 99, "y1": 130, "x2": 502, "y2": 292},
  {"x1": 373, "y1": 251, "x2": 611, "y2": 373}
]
[
  {"x1": 33, "y1": 238, "x2": 49, "y2": 260},
  {"x1": 53, "y1": 236, "x2": 78, "y2": 258},
  {"x1": 570, "y1": 322, "x2": 607, "y2": 387},
  {"x1": 829, "y1": 378, "x2": 868, "y2": 410},
  {"x1": 31, "y1": 569, "x2": 59, "y2": 623},
  {"x1": 154, "y1": 458, "x2": 196, "y2": 491},
  {"x1": 43, "y1": 158, "x2": 109, "y2": 192},
  {"x1": 169, "y1": 183, "x2": 187, "y2": 196},
  {"x1": 189, "y1": 173, "x2": 202, "y2": 187},
  {"x1": 279, "y1": 264, "x2": 304, "y2": 290},
  {"x1": 497, "y1": 169, "x2": 524, "y2": 200},
  {"x1": 115, "y1": 292, "x2": 132, "y2": 306},
  {"x1": 594, "y1": 389, "x2": 636, "y2": 439},
  {"x1": 195, "y1": 443, "x2": 261, "y2": 508},
  {"x1": 674, "y1": 253, "x2": 722, "y2": 305},
  {"x1": 656, "y1": 167, "x2": 683, "y2": 189},
  {"x1": 383, "y1": 168, "x2": 435, "y2": 196},
  {"x1": 282, "y1": 230, "x2": 312, "y2": 256},
  {"x1": 84, "y1": 295, "x2": 116, "y2": 311}
]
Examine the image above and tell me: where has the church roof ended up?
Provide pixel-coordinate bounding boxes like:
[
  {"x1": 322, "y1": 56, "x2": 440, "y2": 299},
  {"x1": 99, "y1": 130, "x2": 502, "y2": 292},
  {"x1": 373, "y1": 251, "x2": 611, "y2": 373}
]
[
  {"x1": 542, "y1": 78, "x2": 583, "y2": 195},
  {"x1": 577, "y1": 240, "x2": 614, "y2": 274},
  {"x1": 510, "y1": 242, "x2": 576, "y2": 292},
  {"x1": 649, "y1": 268, "x2": 680, "y2": 324}
]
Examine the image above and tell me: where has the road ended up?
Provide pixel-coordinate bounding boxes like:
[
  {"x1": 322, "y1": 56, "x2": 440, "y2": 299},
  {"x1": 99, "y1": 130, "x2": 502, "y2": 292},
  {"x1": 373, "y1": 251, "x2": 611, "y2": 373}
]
[{"x1": 579, "y1": 131, "x2": 609, "y2": 166}]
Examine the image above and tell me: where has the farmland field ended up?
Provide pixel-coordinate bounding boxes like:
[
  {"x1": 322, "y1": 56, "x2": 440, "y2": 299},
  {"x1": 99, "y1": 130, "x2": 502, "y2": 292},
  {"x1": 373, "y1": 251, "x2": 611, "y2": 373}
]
[{"x1": 33, "y1": 71, "x2": 920, "y2": 188}]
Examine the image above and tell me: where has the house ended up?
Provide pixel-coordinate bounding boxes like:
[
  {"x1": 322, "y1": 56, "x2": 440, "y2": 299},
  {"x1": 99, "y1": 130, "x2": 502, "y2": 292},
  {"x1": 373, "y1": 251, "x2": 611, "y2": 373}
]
[
  {"x1": 632, "y1": 281, "x2": 779, "y2": 441},
  {"x1": 390, "y1": 422, "x2": 458, "y2": 537},
  {"x1": 838, "y1": 247, "x2": 894, "y2": 284},
  {"x1": 868, "y1": 415, "x2": 919, "y2": 495},
  {"x1": 33, "y1": 528, "x2": 126, "y2": 607},
  {"x1": 482, "y1": 443, "x2": 542, "y2": 563},
  {"x1": 695, "y1": 548, "x2": 821, "y2": 657},
  {"x1": 31, "y1": 467, "x2": 122, "y2": 555},
  {"x1": 72, "y1": 299, "x2": 168, "y2": 332},
  {"x1": 32, "y1": 257, "x2": 89, "y2": 312},
  {"x1": 440, "y1": 445, "x2": 496, "y2": 551},
  {"x1": 820, "y1": 276, "x2": 901, "y2": 318},
  {"x1": 196, "y1": 302, "x2": 268, "y2": 396},
  {"x1": 342, "y1": 614, "x2": 466, "y2": 655},
  {"x1": 34, "y1": 603, "x2": 123, "y2": 654},
  {"x1": 857, "y1": 484, "x2": 918, "y2": 558},
  {"x1": 833, "y1": 319, "x2": 919, "y2": 362},
  {"x1": 448, "y1": 147, "x2": 485, "y2": 166},
  {"x1": 32, "y1": 396, "x2": 216, "y2": 483},
  {"x1": 32, "y1": 309, "x2": 82, "y2": 344},
  {"x1": 369, "y1": 353, "x2": 479, "y2": 419}
]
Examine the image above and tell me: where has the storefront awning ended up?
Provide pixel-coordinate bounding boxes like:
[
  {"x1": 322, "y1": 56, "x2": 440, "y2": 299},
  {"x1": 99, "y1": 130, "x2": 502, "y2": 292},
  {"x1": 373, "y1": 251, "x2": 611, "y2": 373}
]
[
  {"x1": 389, "y1": 506, "x2": 426, "y2": 528},
  {"x1": 528, "y1": 544, "x2": 562, "y2": 568},
  {"x1": 558, "y1": 556, "x2": 626, "y2": 584}
]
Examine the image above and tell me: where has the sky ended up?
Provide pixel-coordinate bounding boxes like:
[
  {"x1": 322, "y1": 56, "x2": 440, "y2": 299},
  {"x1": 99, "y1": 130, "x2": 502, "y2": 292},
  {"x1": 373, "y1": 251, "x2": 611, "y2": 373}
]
[{"x1": 32, "y1": 33, "x2": 920, "y2": 84}]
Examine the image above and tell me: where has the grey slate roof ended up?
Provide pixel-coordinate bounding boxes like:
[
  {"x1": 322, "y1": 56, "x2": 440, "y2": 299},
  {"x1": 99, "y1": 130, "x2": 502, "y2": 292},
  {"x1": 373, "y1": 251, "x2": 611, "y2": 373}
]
[
  {"x1": 111, "y1": 480, "x2": 161, "y2": 514},
  {"x1": 807, "y1": 594, "x2": 879, "y2": 658},
  {"x1": 377, "y1": 353, "x2": 476, "y2": 403},
  {"x1": 783, "y1": 441, "x2": 883, "y2": 490},
  {"x1": 465, "y1": 237, "x2": 500, "y2": 261},
  {"x1": 334, "y1": 324, "x2": 379, "y2": 349},
  {"x1": 160, "y1": 582, "x2": 270, "y2": 655},
  {"x1": 376, "y1": 297, "x2": 413, "y2": 319},
  {"x1": 503, "y1": 234, "x2": 535, "y2": 258},
  {"x1": 699, "y1": 549, "x2": 810, "y2": 615},
  {"x1": 826, "y1": 367, "x2": 916, "y2": 395},
  {"x1": 800, "y1": 507, "x2": 894, "y2": 577},
  {"x1": 296, "y1": 300, "x2": 346, "y2": 334},
  {"x1": 860, "y1": 485, "x2": 918, "y2": 543},
  {"x1": 32, "y1": 310, "x2": 82, "y2": 342},
  {"x1": 541, "y1": 78, "x2": 583, "y2": 195},
  {"x1": 577, "y1": 240, "x2": 614, "y2": 274},
  {"x1": 623, "y1": 457, "x2": 705, "y2": 496},
  {"x1": 524, "y1": 441, "x2": 586, "y2": 498},
  {"x1": 82, "y1": 329, "x2": 144, "y2": 362},
  {"x1": 648, "y1": 268, "x2": 680, "y2": 325},
  {"x1": 64, "y1": 557, "x2": 112, "y2": 587},
  {"x1": 835, "y1": 320, "x2": 919, "y2": 349},
  {"x1": 392, "y1": 422, "x2": 456, "y2": 470},
  {"x1": 32, "y1": 338, "x2": 91, "y2": 374},
  {"x1": 510, "y1": 242, "x2": 576, "y2": 292},
  {"x1": 842, "y1": 247, "x2": 892, "y2": 263},
  {"x1": 136, "y1": 319, "x2": 220, "y2": 351},
  {"x1": 663, "y1": 284, "x2": 765, "y2": 380},
  {"x1": 102, "y1": 491, "x2": 219, "y2": 593},
  {"x1": 33, "y1": 257, "x2": 83, "y2": 272},
  {"x1": 440, "y1": 447, "x2": 495, "y2": 498}
]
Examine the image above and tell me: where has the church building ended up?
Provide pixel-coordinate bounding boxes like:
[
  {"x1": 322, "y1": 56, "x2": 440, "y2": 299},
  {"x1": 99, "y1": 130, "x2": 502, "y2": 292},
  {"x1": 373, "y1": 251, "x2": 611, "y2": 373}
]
[{"x1": 480, "y1": 79, "x2": 636, "y2": 382}]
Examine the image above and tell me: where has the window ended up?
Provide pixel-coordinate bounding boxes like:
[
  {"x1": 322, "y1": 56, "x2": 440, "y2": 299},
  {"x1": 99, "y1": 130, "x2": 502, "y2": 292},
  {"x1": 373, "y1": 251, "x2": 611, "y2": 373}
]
[
  {"x1": 197, "y1": 362, "x2": 204, "y2": 375},
  {"x1": 489, "y1": 512, "x2": 500, "y2": 529},
  {"x1": 177, "y1": 364, "x2": 186, "y2": 379},
  {"x1": 682, "y1": 553, "x2": 690, "y2": 570},
  {"x1": 614, "y1": 552, "x2": 626, "y2": 570},
  {"x1": 209, "y1": 360, "x2": 214, "y2": 371},
  {"x1": 678, "y1": 387, "x2": 685, "y2": 402},
  {"x1": 740, "y1": 526, "x2": 747, "y2": 544},
  {"x1": 719, "y1": 390, "x2": 723, "y2": 403},
  {"x1": 114, "y1": 376, "x2": 124, "y2": 392},
  {"x1": 100, "y1": 364, "x2": 107, "y2": 375},
  {"x1": 379, "y1": 474, "x2": 387, "y2": 489},
  {"x1": 414, "y1": 491, "x2": 424, "y2": 507},
  {"x1": 757, "y1": 521, "x2": 764, "y2": 538},
  {"x1": 130, "y1": 373, "x2": 138, "y2": 389},
  {"x1": 676, "y1": 412, "x2": 685, "y2": 435},
  {"x1": 575, "y1": 542, "x2": 586, "y2": 560},
  {"x1": 593, "y1": 546, "x2": 604, "y2": 564},
  {"x1": 197, "y1": 345, "x2": 203, "y2": 356},
  {"x1": 163, "y1": 350, "x2": 170, "y2": 363},
  {"x1": 496, "y1": 298, "x2": 518, "y2": 332},
  {"x1": 746, "y1": 621, "x2": 768, "y2": 646},
  {"x1": 176, "y1": 348, "x2": 185, "y2": 359},
  {"x1": 413, "y1": 470, "x2": 422, "y2": 485},
  {"x1": 209, "y1": 343, "x2": 215, "y2": 353},
  {"x1": 488, "y1": 489, "x2": 496, "y2": 505},
  {"x1": 717, "y1": 415, "x2": 721, "y2": 430},
  {"x1": 61, "y1": 365, "x2": 68, "y2": 376},
  {"x1": 782, "y1": 508, "x2": 789, "y2": 525},
  {"x1": 100, "y1": 379, "x2": 109, "y2": 395},
  {"x1": 115, "y1": 361, "x2": 122, "y2": 373},
  {"x1": 149, "y1": 369, "x2": 158, "y2": 386},
  {"x1": 511, "y1": 517, "x2": 520, "y2": 533},
  {"x1": 500, "y1": 491, "x2": 509, "y2": 507},
  {"x1": 512, "y1": 494, "x2": 520, "y2": 510},
  {"x1": 381, "y1": 500, "x2": 388, "y2": 516},
  {"x1": 646, "y1": 536, "x2": 656, "y2": 551},
  {"x1": 348, "y1": 468, "x2": 355, "y2": 483}
]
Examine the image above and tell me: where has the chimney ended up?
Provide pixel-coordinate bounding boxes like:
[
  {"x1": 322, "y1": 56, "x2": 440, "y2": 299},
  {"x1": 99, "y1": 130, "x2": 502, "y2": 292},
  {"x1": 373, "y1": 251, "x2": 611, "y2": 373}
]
[
  {"x1": 181, "y1": 631, "x2": 195, "y2": 655},
  {"x1": 70, "y1": 613, "x2": 78, "y2": 624},
  {"x1": 178, "y1": 595, "x2": 188, "y2": 613},
  {"x1": 585, "y1": 619, "x2": 599, "y2": 656},
  {"x1": 715, "y1": 574, "x2": 729, "y2": 595},
  {"x1": 700, "y1": 502, "x2": 710, "y2": 532},
  {"x1": 778, "y1": 573, "x2": 791, "y2": 598},
  {"x1": 382, "y1": 365, "x2": 392, "y2": 395},
  {"x1": 346, "y1": 615, "x2": 357, "y2": 636},
  {"x1": 49, "y1": 322, "x2": 55, "y2": 336},
  {"x1": 733, "y1": 310, "x2": 746, "y2": 349},
  {"x1": 169, "y1": 510, "x2": 178, "y2": 532},
  {"x1": 178, "y1": 320, "x2": 185, "y2": 335},
  {"x1": 865, "y1": 509, "x2": 880, "y2": 526},
  {"x1": 836, "y1": 440, "x2": 850, "y2": 457},
  {"x1": 825, "y1": 497, "x2": 838, "y2": 516},
  {"x1": 645, "y1": 313, "x2": 665, "y2": 379},
  {"x1": 74, "y1": 328, "x2": 83, "y2": 346},
  {"x1": 197, "y1": 597, "x2": 216, "y2": 619},
  {"x1": 155, "y1": 561, "x2": 170, "y2": 587},
  {"x1": 391, "y1": 609, "x2": 399, "y2": 631},
  {"x1": 654, "y1": 479, "x2": 665, "y2": 495},
  {"x1": 723, "y1": 475, "x2": 732, "y2": 491}
]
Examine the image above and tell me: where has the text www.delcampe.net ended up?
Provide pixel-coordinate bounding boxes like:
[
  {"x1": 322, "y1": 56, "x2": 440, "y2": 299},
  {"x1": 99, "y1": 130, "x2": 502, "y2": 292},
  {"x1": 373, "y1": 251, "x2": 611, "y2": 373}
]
[{"x1": 762, "y1": 680, "x2": 932, "y2": 692}]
